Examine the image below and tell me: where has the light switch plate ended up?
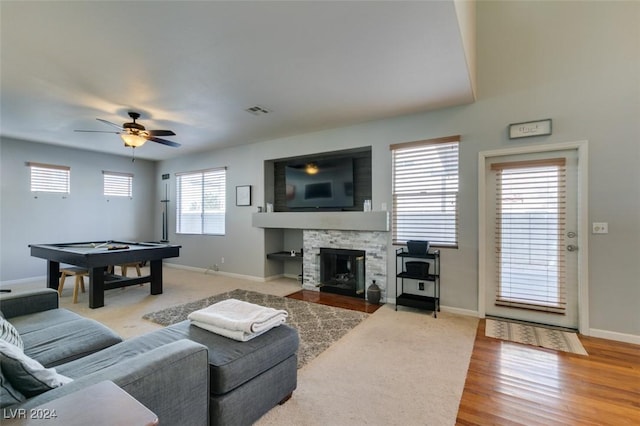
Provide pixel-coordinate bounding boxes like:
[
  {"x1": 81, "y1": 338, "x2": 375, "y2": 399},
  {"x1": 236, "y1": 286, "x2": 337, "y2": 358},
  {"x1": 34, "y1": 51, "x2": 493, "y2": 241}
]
[{"x1": 592, "y1": 222, "x2": 608, "y2": 234}]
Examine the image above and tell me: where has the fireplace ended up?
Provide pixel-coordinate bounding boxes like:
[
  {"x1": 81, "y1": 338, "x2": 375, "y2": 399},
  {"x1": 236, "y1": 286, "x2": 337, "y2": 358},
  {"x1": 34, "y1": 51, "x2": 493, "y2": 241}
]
[
  {"x1": 302, "y1": 230, "x2": 386, "y2": 302},
  {"x1": 319, "y1": 248, "x2": 366, "y2": 298}
]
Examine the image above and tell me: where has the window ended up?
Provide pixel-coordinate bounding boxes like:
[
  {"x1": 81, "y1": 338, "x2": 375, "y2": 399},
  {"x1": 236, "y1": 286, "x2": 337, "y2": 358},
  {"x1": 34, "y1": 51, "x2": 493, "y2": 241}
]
[
  {"x1": 28, "y1": 162, "x2": 70, "y2": 193},
  {"x1": 176, "y1": 167, "x2": 226, "y2": 235},
  {"x1": 103, "y1": 171, "x2": 133, "y2": 197},
  {"x1": 391, "y1": 135, "x2": 459, "y2": 247},
  {"x1": 492, "y1": 158, "x2": 567, "y2": 313}
]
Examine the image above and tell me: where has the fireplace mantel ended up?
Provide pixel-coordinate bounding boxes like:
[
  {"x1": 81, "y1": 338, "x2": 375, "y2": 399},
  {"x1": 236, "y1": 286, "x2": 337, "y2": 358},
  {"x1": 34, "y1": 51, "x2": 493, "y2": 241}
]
[{"x1": 252, "y1": 211, "x2": 389, "y2": 231}]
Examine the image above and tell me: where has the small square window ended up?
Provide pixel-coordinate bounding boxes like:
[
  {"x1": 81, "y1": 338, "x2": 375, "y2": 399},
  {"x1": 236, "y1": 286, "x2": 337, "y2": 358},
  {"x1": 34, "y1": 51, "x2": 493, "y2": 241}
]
[
  {"x1": 29, "y1": 162, "x2": 70, "y2": 193},
  {"x1": 103, "y1": 171, "x2": 133, "y2": 197}
]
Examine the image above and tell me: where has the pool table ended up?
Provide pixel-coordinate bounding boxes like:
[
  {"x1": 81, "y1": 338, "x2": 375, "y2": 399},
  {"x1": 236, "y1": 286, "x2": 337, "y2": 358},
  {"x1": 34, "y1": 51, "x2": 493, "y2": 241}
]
[{"x1": 29, "y1": 241, "x2": 181, "y2": 308}]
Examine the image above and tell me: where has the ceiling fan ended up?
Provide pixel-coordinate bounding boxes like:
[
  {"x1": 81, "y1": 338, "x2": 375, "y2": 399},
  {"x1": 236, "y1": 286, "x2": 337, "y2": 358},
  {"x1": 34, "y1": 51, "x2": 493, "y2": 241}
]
[{"x1": 75, "y1": 112, "x2": 180, "y2": 148}]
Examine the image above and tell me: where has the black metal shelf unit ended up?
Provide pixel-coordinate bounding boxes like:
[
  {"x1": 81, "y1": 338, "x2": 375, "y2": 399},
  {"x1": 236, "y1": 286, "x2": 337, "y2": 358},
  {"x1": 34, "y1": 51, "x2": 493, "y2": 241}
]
[{"x1": 395, "y1": 248, "x2": 440, "y2": 317}]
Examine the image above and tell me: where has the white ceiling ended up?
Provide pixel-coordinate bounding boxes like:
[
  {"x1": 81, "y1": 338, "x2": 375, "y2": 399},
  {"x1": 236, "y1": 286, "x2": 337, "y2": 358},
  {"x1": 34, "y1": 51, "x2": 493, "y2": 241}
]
[{"x1": 1, "y1": 1, "x2": 475, "y2": 161}]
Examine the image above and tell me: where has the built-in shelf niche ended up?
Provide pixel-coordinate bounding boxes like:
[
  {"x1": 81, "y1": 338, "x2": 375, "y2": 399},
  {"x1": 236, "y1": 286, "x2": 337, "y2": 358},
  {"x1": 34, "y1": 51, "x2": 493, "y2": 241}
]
[{"x1": 260, "y1": 146, "x2": 379, "y2": 280}]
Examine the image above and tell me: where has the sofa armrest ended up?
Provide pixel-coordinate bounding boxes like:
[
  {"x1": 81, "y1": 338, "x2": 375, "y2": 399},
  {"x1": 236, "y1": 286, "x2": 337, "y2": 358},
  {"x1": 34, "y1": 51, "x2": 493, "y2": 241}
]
[
  {"x1": 0, "y1": 289, "x2": 59, "y2": 319},
  {"x1": 6, "y1": 340, "x2": 209, "y2": 426}
]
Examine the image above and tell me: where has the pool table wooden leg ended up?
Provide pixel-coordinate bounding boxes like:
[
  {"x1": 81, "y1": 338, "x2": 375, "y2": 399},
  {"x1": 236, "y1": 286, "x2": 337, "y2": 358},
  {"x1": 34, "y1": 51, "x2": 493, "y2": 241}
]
[
  {"x1": 47, "y1": 261, "x2": 60, "y2": 291},
  {"x1": 89, "y1": 267, "x2": 105, "y2": 309},
  {"x1": 149, "y1": 259, "x2": 163, "y2": 295}
]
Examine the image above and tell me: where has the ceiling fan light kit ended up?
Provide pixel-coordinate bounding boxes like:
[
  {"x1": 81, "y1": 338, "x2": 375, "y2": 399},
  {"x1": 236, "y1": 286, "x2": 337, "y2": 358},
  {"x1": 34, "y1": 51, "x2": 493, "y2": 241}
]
[{"x1": 121, "y1": 133, "x2": 147, "y2": 148}]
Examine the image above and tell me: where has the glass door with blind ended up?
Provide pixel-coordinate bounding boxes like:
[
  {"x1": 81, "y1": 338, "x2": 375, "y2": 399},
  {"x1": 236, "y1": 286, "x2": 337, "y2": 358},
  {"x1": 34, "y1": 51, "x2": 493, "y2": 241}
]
[{"x1": 484, "y1": 150, "x2": 579, "y2": 329}]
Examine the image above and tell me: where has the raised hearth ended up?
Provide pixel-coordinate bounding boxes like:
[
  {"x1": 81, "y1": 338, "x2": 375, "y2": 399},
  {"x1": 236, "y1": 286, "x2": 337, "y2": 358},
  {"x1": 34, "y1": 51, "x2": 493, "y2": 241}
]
[{"x1": 286, "y1": 290, "x2": 383, "y2": 313}]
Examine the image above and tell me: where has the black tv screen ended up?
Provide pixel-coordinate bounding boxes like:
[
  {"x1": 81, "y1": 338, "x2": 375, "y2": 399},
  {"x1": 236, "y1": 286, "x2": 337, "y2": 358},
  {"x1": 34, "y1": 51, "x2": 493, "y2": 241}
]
[{"x1": 285, "y1": 158, "x2": 354, "y2": 209}]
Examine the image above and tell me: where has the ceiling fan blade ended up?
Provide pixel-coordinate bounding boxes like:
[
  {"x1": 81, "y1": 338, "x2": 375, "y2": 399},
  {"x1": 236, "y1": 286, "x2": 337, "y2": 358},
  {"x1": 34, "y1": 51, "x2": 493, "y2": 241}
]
[
  {"x1": 147, "y1": 129, "x2": 176, "y2": 137},
  {"x1": 74, "y1": 130, "x2": 121, "y2": 134},
  {"x1": 147, "y1": 136, "x2": 181, "y2": 147},
  {"x1": 96, "y1": 118, "x2": 124, "y2": 131}
]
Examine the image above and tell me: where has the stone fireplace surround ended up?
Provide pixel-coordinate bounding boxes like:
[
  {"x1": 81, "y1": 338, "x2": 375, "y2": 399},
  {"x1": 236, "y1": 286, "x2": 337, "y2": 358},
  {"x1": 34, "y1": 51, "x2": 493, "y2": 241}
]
[{"x1": 302, "y1": 229, "x2": 387, "y2": 301}]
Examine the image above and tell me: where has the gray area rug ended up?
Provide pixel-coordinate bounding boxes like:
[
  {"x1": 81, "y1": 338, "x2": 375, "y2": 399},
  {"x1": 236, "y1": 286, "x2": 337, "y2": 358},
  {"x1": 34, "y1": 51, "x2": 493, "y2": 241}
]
[{"x1": 142, "y1": 289, "x2": 369, "y2": 369}]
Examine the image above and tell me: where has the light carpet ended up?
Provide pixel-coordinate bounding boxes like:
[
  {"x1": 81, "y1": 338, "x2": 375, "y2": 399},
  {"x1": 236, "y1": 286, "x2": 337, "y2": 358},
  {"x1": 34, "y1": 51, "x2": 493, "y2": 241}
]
[
  {"x1": 257, "y1": 306, "x2": 478, "y2": 426},
  {"x1": 485, "y1": 318, "x2": 588, "y2": 355},
  {"x1": 142, "y1": 289, "x2": 369, "y2": 369}
]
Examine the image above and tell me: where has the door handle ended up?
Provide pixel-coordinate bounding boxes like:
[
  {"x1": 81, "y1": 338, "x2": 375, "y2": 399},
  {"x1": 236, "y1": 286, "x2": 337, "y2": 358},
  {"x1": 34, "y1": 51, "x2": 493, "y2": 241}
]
[{"x1": 567, "y1": 245, "x2": 578, "y2": 252}]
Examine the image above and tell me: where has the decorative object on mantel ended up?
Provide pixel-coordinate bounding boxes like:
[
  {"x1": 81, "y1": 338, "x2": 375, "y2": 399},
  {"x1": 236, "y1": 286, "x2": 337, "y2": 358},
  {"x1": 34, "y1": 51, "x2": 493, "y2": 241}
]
[
  {"x1": 508, "y1": 118, "x2": 552, "y2": 139},
  {"x1": 367, "y1": 280, "x2": 381, "y2": 304},
  {"x1": 236, "y1": 185, "x2": 251, "y2": 206}
]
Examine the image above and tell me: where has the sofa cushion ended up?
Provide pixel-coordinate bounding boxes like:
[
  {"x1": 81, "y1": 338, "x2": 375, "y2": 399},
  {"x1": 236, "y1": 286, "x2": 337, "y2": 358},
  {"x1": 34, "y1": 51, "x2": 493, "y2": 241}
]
[
  {"x1": 0, "y1": 340, "x2": 72, "y2": 398},
  {"x1": 8, "y1": 309, "x2": 82, "y2": 334},
  {"x1": 57, "y1": 320, "x2": 299, "y2": 395},
  {"x1": 0, "y1": 368, "x2": 25, "y2": 408},
  {"x1": 9, "y1": 309, "x2": 122, "y2": 368},
  {"x1": 0, "y1": 317, "x2": 23, "y2": 349}
]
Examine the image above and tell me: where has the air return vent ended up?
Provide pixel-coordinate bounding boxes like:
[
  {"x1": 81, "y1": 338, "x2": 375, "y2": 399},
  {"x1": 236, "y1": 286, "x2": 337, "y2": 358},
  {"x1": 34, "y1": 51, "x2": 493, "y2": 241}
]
[{"x1": 245, "y1": 105, "x2": 271, "y2": 116}]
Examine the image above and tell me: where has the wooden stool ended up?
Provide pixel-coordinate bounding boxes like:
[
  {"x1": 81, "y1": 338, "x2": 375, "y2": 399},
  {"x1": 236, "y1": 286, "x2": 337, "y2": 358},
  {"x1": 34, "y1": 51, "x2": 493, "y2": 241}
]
[
  {"x1": 59, "y1": 267, "x2": 87, "y2": 304},
  {"x1": 120, "y1": 263, "x2": 142, "y2": 277}
]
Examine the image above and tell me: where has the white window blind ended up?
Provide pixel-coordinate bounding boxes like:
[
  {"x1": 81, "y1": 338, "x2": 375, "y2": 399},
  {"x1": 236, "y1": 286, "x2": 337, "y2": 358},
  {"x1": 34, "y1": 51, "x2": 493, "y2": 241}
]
[
  {"x1": 28, "y1": 162, "x2": 70, "y2": 193},
  {"x1": 103, "y1": 171, "x2": 133, "y2": 197},
  {"x1": 391, "y1": 136, "x2": 459, "y2": 247},
  {"x1": 492, "y1": 158, "x2": 567, "y2": 313},
  {"x1": 176, "y1": 167, "x2": 226, "y2": 235}
]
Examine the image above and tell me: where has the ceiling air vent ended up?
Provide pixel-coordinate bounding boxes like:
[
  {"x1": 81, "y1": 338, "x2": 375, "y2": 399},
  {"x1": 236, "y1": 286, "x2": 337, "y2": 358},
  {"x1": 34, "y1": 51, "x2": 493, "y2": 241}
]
[{"x1": 245, "y1": 105, "x2": 271, "y2": 116}]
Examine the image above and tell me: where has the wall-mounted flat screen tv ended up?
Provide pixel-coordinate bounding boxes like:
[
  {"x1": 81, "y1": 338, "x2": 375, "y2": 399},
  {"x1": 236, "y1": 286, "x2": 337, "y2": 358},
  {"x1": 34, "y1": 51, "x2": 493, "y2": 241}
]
[{"x1": 285, "y1": 158, "x2": 354, "y2": 209}]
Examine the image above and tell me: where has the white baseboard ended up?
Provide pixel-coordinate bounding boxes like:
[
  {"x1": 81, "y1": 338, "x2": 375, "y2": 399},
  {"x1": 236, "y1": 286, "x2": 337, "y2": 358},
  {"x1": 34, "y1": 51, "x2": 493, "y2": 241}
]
[
  {"x1": 588, "y1": 328, "x2": 640, "y2": 345},
  {"x1": 164, "y1": 262, "x2": 265, "y2": 282},
  {"x1": 263, "y1": 273, "x2": 284, "y2": 282},
  {"x1": 440, "y1": 305, "x2": 479, "y2": 318}
]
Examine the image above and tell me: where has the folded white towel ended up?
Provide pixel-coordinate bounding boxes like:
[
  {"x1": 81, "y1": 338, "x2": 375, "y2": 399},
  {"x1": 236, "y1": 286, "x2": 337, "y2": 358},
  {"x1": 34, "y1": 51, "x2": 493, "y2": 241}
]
[
  {"x1": 188, "y1": 298, "x2": 287, "y2": 335},
  {"x1": 190, "y1": 320, "x2": 273, "y2": 342}
]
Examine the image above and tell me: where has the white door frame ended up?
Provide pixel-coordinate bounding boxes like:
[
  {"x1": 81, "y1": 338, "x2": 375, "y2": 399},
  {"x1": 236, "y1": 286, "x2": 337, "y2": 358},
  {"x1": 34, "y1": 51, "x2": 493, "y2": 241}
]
[{"x1": 478, "y1": 141, "x2": 590, "y2": 334}]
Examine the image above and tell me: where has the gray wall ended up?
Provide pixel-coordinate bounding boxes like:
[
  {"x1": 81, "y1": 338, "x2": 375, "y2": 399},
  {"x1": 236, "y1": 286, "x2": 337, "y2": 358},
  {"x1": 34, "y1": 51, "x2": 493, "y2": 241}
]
[
  {"x1": 157, "y1": 1, "x2": 639, "y2": 337},
  {"x1": 0, "y1": 137, "x2": 157, "y2": 281}
]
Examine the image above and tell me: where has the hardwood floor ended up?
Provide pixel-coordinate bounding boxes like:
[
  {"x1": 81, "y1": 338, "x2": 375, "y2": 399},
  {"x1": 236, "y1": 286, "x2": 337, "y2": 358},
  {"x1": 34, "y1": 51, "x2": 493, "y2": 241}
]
[
  {"x1": 286, "y1": 290, "x2": 383, "y2": 313},
  {"x1": 456, "y1": 320, "x2": 640, "y2": 425}
]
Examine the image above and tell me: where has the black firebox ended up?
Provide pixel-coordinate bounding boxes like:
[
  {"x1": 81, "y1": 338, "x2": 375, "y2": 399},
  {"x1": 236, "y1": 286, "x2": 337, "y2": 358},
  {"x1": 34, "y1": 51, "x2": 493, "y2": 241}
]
[{"x1": 319, "y1": 248, "x2": 366, "y2": 299}]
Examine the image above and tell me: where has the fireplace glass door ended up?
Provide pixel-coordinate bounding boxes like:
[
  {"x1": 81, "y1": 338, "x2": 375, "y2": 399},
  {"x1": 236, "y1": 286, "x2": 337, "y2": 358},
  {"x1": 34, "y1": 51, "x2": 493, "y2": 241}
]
[{"x1": 319, "y1": 248, "x2": 366, "y2": 298}]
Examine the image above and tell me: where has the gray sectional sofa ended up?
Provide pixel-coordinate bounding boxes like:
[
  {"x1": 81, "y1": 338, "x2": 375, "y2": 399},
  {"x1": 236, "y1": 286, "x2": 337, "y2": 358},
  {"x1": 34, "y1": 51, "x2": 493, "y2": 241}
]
[{"x1": 0, "y1": 288, "x2": 299, "y2": 425}]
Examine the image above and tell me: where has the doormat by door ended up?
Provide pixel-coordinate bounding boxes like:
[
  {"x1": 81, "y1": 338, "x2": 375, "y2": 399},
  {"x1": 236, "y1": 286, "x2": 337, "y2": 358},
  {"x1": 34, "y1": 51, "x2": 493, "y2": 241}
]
[{"x1": 485, "y1": 319, "x2": 588, "y2": 355}]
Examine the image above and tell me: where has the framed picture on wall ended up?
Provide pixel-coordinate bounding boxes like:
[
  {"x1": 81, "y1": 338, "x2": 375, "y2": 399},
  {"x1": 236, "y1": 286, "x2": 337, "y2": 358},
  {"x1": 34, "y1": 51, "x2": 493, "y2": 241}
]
[{"x1": 236, "y1": 185, "x2": 251, "y2": 206}]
